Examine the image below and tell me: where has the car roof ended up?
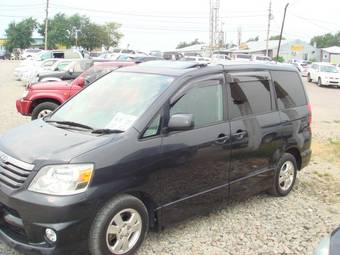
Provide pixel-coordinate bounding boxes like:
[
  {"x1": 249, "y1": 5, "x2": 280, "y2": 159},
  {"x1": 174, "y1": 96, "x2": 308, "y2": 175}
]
[{"x1": 117, "y1": 61, "x2": 298, "y2": 77}]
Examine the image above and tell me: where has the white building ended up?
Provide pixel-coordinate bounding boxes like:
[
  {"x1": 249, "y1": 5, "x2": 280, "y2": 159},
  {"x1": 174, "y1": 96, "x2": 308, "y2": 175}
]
[
  {"x1": 320, "y1": 46, "x2": 340, "y2": 64},
  {"x1": 225, "y1": 39, "x2": 319, "y2": 61}
]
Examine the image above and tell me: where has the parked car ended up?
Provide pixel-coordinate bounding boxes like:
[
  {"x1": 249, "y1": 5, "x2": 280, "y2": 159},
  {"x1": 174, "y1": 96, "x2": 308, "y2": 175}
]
[
  {"x1": 314, "y1": 227, "x2": 340, "y2": 255},
  {"x1": 21, "y1": 49, "x2": 42, "y2": 59},
  {"x1": 2, "y1": 62, "x2": 311, "y2": 255},
  {"x1": 307, "y1": 62, "x2": 340, "y2": 87},
  {"x1": 16, "y1": 61, "x2": 135, "y2": 120},
  {"x1": 292, "y1": 62, "x2": 310, "y2": 77},
  {"x1": 35, "y1": 59, "x2": 94, "y2": 83},
  {"x1": 231, "y1": 53, "x2": 252, "y2": 61},
  {"x1": 211, "y1": 53, "x2": 231, "y2": 61},
  {"x1": 21, "y1": 59, "x2": 61, "y2": 84},
  {"x1": 252, "y1": 55, "x2": 272, "y2": 62},
  {"x1": 182, "y1": 56, "x2": 211, "y2": 64}
]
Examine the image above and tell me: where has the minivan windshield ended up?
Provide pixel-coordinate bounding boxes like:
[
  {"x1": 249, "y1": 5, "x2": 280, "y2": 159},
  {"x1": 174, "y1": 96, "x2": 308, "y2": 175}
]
[
  {"x1": 320, "y1": 65, "x2": 338, "y2": 73},
  {"x1": 49, "y1": 72, "x2": 173, "y2": 131}
]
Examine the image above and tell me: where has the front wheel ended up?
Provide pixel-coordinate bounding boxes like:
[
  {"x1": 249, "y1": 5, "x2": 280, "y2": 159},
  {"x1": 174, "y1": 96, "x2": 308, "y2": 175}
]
[
  {"x1": 307, "y1": 73, "x2": 312, "y2": 82},
  {"x1": 31, "y1": 102, "x2": 59, "y2": 120},
  {"x1": 268, "y1": 153, "x2": 297, "y2": 196},
  {"x1": 317, "y1": 77, "x2": 323, "y2": 87},
  {"x1": 89, "y1": 195, "x2": 149, "y2": 255}
]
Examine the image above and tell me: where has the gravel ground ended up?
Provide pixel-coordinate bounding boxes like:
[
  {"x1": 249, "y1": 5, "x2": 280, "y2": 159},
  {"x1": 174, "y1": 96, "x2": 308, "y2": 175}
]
[{"x1": 0, "y1": 61, "x2": 339, "y2": 255}]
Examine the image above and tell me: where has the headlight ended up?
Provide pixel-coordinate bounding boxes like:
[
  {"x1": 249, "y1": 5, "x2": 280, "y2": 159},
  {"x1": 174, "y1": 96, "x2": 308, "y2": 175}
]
[
  {"x1": 22, "y1": 90, "x2": 29, "y2": 98},
  {"x1": 28, "y1": 164, "x2": 94, "y2": 195}
]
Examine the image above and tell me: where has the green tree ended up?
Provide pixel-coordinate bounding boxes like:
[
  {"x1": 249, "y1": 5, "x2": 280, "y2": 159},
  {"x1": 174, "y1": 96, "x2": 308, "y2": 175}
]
[
  {"x1": 176, "y1": 38, "x2": 203, "y2": 49},
  {"x1": 246, "y1": 36, "x2": 259, "y2": 42},
  {"x1": 269, "y1": 35, "x2": 286, "y2": 40},
  {"x1": 38, "y1": 13, "x2": 72, "y2": 48},
  {"x1": 38, "y1": 13, "x2": 123, "y2": 50},
  {"x1": 310, "y1": 32, "x2": 340, "y2": 48},
  {"x1": 5, "y1": 17, "x2": 37, "y2": 52}
]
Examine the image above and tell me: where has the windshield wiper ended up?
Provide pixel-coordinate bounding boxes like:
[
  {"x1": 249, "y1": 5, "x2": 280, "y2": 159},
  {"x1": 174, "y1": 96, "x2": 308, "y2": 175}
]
[
  {"x1": 91, "y1": 129, "x2": 124, "y2": 134},
  {"x1": 45, "y1": 120, "x2": 94, "y2": 130}
]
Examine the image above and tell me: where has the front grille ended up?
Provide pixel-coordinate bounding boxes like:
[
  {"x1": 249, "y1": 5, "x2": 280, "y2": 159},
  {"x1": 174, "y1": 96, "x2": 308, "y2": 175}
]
[{"x1": 0, "y1": 151, "x2": 34, "y2": 189}]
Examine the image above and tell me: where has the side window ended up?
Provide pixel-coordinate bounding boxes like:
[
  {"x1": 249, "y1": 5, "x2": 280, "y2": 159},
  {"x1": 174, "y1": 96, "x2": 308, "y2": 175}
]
[
  {"x1": 142, "y1": 113, "x2": 161, "y2": 138},
  {"x1": 271, "y1": 71, "x2": 307, "y2": 110},
  {"x1": 57, "y1": 62, "x2": 70, "y2": 71},
  {"x1": 229, "y1": 79, "x2": 272, "y2": 119},
  {"x1": 170, "y1": 83, "x2": 224, "y2": 128}
]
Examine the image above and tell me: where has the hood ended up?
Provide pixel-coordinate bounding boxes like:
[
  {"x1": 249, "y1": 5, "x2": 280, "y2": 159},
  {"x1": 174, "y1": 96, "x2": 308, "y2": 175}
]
[
  {"x1": 320, "y1": 72, "x2": 340, "y2": 78},
  {"x1": 29, "y1": 80, "x2": 70, "y2": 90},
  {"x1": 0, "y1": 119, "x2": 117, "y2": 165},
  {"x1": 38, "y1": 70, "x2": 64, "y2": 78}
]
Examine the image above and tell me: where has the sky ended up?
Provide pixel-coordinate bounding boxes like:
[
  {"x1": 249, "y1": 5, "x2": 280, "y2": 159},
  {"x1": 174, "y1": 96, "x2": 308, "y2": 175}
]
[{"x1": 0, "y1": 0, "x2": 339, "y2": 52}]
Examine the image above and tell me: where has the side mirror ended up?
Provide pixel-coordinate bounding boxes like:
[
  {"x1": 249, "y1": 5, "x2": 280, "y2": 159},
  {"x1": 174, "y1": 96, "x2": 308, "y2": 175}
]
[
  {"x1": 168, "y1": 114, "x2": 194, "y2": 132},
  {"x1": 54, "y1": 67, "x2": 59, "y2": 71},
  {"x1": 68, "y1": 68, "x2": 74, "y2": 74},
  {"x1": 74, "y1": 76, "x2": 85, "y2": 87}
]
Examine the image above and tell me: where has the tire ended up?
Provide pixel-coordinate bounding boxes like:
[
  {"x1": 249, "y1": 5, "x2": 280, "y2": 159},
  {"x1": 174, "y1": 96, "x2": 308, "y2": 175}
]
[
  {"x1": 317, "y1": 77, "x2": 322, "y2": 87},
  {"x1": 307, "y1": 73, "x2": 312, "y2": 82},
  {"x1": 268, "y1": 153, "x2": 297, "y2": 196},
  {"x1": 89, "y1": 194, "x2": 149, "y2": 255},
  {"x1": 31, "y1": 102, "x2": 59, "y2": 120}
]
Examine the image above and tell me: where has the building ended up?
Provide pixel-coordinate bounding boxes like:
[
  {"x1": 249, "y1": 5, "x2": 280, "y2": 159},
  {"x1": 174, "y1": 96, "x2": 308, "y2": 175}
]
[
  {"x1": 320, "y1": 46, "x2": 340, "y2": 64},
  {"x1": 224, "y1": 39, "x2": 319, "y2": 61}
]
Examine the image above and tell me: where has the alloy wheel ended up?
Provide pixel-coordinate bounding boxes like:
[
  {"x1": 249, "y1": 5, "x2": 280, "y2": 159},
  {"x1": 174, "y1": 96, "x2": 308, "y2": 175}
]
[
  {"x1": 279, "y1": 161, "x2": 295, "y2": 191},
  {"x1": 106, "y1": 208, "x2": 142, "y2": 255},
  {"x1": 37, "y1": 109, "x2": 52, "y2": 119}
]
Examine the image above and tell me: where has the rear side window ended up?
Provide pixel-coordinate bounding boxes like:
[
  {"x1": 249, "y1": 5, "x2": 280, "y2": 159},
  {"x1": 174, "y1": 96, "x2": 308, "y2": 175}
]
[
  {"x1": 229, "y1": 79, "x2": 272, "y2": 119},
  {"x1": 271, "y1": 71, "x2": 307, "y2": 110}
]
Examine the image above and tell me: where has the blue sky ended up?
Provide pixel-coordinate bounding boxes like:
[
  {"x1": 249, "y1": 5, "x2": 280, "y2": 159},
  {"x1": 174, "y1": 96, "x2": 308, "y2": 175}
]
[{"x1": 0, "y1": 0, "x2": 339, "y2": 51}]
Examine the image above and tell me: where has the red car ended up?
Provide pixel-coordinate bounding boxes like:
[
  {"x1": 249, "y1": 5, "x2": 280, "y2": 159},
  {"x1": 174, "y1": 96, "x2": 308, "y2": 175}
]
[{"x1": 16, "y1": 61, "x2": 135, "y2": 120}]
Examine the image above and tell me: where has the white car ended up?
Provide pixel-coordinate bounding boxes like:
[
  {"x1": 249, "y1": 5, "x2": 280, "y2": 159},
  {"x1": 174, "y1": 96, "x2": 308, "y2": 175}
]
[
  {"x1": 21, "y1": 49, "x2": 42, "y2": 60},
  {"x1": 307, "y1": 62, "x2": 340, "y2": 87},
  {"x1": 231, "y1": 53, "x2": 252, "y2": 62},
  {"x1": 292, "y1": 62, "x2": 310, "y2": 77},
  {"x1": 21, "y1": 59, "x2": 61, "y2": 84}
]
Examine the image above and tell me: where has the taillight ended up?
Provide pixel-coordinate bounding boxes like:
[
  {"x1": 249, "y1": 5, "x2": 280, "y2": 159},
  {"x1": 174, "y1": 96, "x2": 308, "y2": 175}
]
[{"x1": 307, "y1": 103, "x2": 312, "y2": 125}]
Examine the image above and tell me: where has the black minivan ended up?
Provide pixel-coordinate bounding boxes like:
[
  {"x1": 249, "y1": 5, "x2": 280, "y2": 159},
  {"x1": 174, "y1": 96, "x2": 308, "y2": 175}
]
[{"x1": 0, "y1": 62, "x2": 311, "y2": 255}]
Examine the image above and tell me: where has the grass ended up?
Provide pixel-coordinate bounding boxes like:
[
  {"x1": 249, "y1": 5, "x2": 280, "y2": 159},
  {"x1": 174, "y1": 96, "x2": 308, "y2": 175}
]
[{"x1": 312, "y1": 139, "x2": 340, "y2": 164}]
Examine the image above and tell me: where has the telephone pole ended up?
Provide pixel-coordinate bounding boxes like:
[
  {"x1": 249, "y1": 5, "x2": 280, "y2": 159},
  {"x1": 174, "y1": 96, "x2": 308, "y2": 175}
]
[
  {"x1": 276, "y1": 3, "x2": 289, "y2": 61},
  {"x1": 265, "y1": 1, "x2": 272, "y2": 56},
  {"x1": 44, "y1": 0, "x2": 49, "y2": 50}
]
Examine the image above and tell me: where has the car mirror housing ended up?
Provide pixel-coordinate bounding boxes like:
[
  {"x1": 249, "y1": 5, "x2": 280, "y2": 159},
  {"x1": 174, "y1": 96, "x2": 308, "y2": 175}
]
[
  {"x1": 74, "y1": 76, "x2": 85, "y2": 87},
  {"x1": 168, "y1": 114, "x2": 194, "y2": 132}
]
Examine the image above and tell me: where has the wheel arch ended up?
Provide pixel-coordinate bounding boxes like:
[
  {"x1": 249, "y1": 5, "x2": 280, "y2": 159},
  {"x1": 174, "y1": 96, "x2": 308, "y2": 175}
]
[
  {"x1": 285, "y1": 147, "x2": 302, "y2": 170},
  {"x1": 30, "y1": 98, "x2": 61, "y2": 113},
  {"x1": 125, "y1": 191, "x2": 159, "y2": 230}
]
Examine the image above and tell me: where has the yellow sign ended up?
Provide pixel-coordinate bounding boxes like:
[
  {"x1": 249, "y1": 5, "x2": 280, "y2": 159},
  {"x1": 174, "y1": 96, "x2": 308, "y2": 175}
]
[
  {"x1": 56, "y1": 44, "x2": 67, "y2": 49},
  {"x1": 0, "y1": 39, "x2": 7, "y2": 46},
  {"x1": 239, "y1": 42, "x2": 248, "y2": 50},
  {"x1": 291, "y1": 44, "x2": 304, "y2": 51}
]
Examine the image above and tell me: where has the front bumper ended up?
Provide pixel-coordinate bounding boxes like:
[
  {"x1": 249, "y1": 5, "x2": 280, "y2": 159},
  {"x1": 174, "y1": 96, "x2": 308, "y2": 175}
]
[
  {"x1": 0, "y1": 186, "x2": 100, "y2": 255},
  {"x1": 322, "y1": 79, "x2": 340, "y2": 86},
  {"x1": 16, "y1": 99, "x2": 32, "y2": 116}
]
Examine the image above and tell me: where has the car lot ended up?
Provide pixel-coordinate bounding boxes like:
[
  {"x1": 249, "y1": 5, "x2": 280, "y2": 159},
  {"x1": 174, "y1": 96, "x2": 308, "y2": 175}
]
[{"x1": 0, "y1": 61, "x2": 339, "y2": 255}]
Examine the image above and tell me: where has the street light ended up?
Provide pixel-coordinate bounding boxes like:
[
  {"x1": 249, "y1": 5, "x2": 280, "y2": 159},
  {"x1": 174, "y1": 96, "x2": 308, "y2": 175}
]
[{"x1": 276, "y1": 3, "x2": 289, "y2": 61}]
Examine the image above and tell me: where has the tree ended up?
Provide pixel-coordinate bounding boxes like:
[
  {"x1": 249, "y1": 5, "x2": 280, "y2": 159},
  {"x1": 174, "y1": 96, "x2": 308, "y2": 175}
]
[
  {"x1": 38, "y1": 13, "x2": 73, "y2": 48},
  {"x1": 176, "y1": 38, "x2": 204, "y2": 49},
  {"x1": 5, "y1": 17, "x2": 37, "y2": 52},
  {"x1": 269, "y1": 35, "x2": 286, "y2": 40},
  {"x1": 310, "y1": 32, "x2": 340, "y2": 48},
  {"x1": 38, "y1": 13, "x2": 123, "y2": 50},
  {"x1": 246, "y1": 36, "x2": 259, "y2": 42}
]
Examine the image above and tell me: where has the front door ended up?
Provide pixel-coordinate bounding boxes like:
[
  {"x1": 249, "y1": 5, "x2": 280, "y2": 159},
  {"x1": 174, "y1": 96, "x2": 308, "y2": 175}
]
[{"x1": 159, "y1": 74, "x2": 231, "y2": 224}]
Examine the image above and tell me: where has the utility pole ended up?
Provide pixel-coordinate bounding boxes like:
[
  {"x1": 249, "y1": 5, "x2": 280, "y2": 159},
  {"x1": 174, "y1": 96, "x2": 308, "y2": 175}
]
[
  {"x1": 209, "y1": 0, "x2": 214, "y2": 54},
  {"x1": 237, "y1": 27, "x2": 242, "y2": 47},
  {"x1": 265, "y1": 1, "x2": 272, "y2": 56},
  {"x1": 44, "y1": 0, "x2": 49, "y2": 50},
  {"x1": 276, "y1": 3, "x2": 289, "y2": 61}
]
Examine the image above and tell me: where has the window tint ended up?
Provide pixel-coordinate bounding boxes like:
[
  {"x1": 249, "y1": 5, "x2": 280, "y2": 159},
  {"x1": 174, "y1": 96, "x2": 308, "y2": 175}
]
[
  {"x1": 229, "y1": 80, "x2": 271, "y2": 119},
  {"x1": 271, "y1": 71, "x2": 307, "y2": 110},
  {"x1": 170, "y1": 84, "x2": 223, "y2": 127}
]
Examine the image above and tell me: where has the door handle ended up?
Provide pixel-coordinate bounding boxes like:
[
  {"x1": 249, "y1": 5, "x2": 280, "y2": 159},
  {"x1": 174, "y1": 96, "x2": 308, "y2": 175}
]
[
  {"x1": 215, "y1": 134, "x2": 229, "y2": 145},
  {"x1": 233, "y1": 130, "x2": 247, "y2": 140}
]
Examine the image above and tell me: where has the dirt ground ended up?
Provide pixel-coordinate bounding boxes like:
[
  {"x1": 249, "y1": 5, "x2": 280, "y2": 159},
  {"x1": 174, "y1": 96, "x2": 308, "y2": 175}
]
[{"x1": 0, "y1": 61, "x2": 339, "y2": 255}]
